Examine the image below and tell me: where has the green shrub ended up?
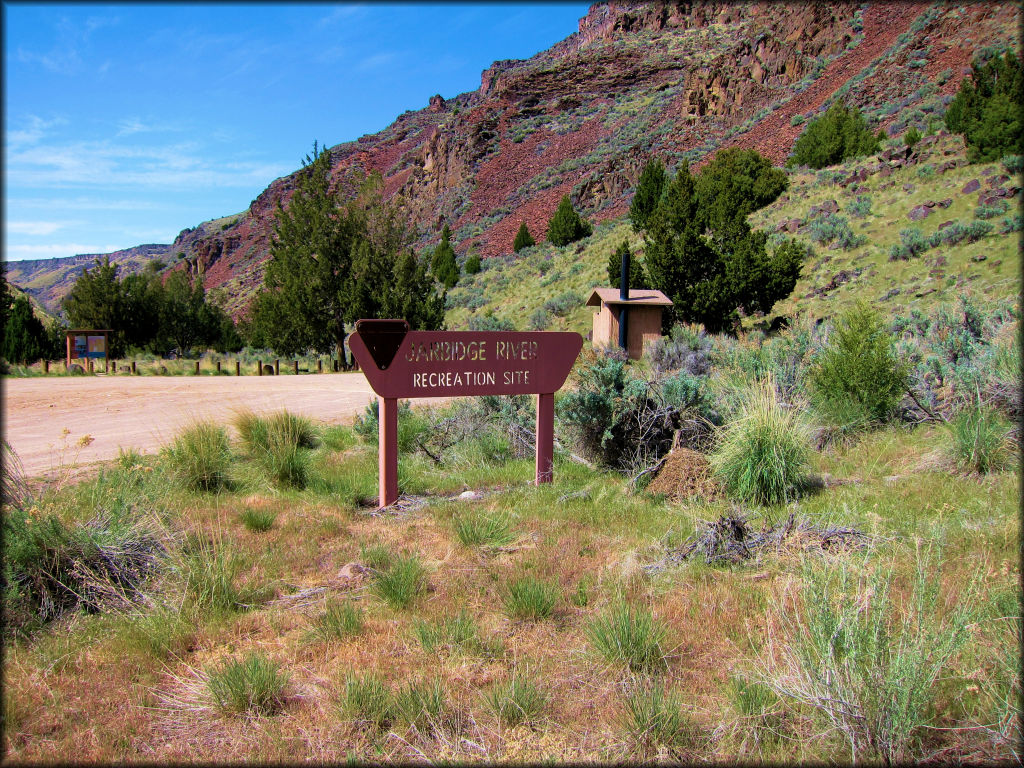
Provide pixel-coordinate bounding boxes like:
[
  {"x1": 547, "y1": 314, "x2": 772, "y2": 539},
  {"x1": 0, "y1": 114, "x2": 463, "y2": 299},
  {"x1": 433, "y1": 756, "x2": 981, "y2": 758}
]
[
  {"x1": 808, "y1": 213, "x2": 864, "y2": 249},
  {"x1": 484, "y1": 674, "x2": 547, "y2": 726},
  {"x1": 975, "y1": 200, "x2": 1010, "y2": 219},
  {"x1": 788, "y1": 102, "x2": 880, "y2": 169},
  {"x1": 206, "y1": 652, "x2": 289, "y2": 716},
  {"x1": 464, "y1": 254, "x2": 482, "y2": 274},
  {"x1": 903, "y1": 126, "x2": 922, "y2": 148},
  {"x1": 308, "y1": 601, "x2": 364, "y2": 642},
  {"x1": 353, "y1": 399, "x2": 430, "y2": 453},
  {"x1": 710, "y1": 378, "x2": 812, "y2": 505},
  {"x1": 586, "y1": 601, "x2": 668, "y2": 673},
  {"x1": 945, "y1": 51, "x2": 1023, "y2": 162},
  {"x1": 166, "y1": 422, "x2": 232, "y2": 492},
  {"x1": 808, "y1": 302, "x2": 909, "y2": 427},
  {"x1": 372, "y1": 554, "x2": 427, "y2": 609},
  {"x1": 503, "y1": 576, "x2": 559, "y2": 620},
  {"x1": 844, "y1": 195, "x2": 872, "y2": 219},
  {"x1": 948, "y1": 405, "x2": 1011, "y2": 474},
  {"x1": 758, "y1": 551, "x2": 977, "y2": 763}
]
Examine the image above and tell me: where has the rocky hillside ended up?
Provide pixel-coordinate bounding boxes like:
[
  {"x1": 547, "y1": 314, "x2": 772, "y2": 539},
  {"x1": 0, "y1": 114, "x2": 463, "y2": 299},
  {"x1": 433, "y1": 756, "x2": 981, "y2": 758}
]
[{"x1": 9, "y1": 1, "x2": 1019, "y2": 319}]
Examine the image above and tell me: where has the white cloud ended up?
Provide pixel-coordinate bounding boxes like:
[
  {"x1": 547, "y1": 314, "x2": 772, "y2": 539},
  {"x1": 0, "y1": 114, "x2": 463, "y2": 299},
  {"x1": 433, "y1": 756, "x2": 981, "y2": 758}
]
[
  {"x1": 8, "y1": 196, "x2": 161, "y2": 212},
  {"x1": 3, "y1": 242, "x2": 124, "y2": 261},
  {"x1": 6, "y1": 115, "x2": 68, "y2": 149},
  {"x1": 6, "y1": 221, "x2": 71, "y2": 236},
  {"x1": 318, "y1": 5, "x2": 367, "y2": 27}
]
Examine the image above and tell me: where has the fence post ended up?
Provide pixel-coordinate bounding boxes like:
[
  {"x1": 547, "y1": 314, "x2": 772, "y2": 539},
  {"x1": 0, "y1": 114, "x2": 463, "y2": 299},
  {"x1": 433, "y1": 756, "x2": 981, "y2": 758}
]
[
  {"x1": 258, "y1": 359, "x2": 263, "y2": 376},
  {"x1": 43, "y1": 359, "x2": 49, "y2": 374},
  {"x1": 194, "y1": 360, "x2": 200, "y2": 375},
  {"x1": 236, "y1": 360, "x2": 241, "y2": 376},
  {"x1": 318, "y1": 358, "x2": 323, "y2": 373},
  {"x1": 216, "y1": 360, "x2": 222, "y2": 373},
  {"x1": 274, "y1": 359, "x2": 279, "y2": 376},
  {"x1": 293, "y1": 360, "x2": 299, "y2": 375},
  {"x1": 131, "y1": 360, "x2": 137, "y2": 374}
]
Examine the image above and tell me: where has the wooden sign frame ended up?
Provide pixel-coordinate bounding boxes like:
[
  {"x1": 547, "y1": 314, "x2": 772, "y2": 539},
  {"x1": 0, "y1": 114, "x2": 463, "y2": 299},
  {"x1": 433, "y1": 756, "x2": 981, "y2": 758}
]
[{"x1": 350, "y1": 319, "x2": 583, "y2": 507}]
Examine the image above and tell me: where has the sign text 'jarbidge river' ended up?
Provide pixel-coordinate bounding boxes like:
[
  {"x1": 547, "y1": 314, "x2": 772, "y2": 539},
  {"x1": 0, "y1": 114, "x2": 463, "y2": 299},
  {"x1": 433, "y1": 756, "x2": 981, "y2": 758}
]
[{"x1": 350, "y1": 326, "x2": 582, "y2": 399}]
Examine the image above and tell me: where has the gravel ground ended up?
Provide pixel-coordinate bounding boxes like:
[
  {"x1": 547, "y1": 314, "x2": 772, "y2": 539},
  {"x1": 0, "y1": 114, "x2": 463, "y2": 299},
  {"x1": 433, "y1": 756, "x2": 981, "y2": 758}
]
[{"x1": 3, "y1": 373, "x2": 391, "y2": 478}]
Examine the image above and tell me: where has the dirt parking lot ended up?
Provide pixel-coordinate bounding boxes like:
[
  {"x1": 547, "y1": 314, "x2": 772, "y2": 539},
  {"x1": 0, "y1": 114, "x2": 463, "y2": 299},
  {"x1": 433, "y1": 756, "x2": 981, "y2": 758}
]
[{"x1": 3, "y1": 374, "x2": 392, "y2": 479}]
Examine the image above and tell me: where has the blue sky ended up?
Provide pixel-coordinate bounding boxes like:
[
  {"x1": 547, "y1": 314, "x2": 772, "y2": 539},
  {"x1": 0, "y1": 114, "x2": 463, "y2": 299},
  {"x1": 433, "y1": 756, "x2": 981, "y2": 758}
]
[{"x1": 3, "y1": 2, "x2": 591, "y2": 262}]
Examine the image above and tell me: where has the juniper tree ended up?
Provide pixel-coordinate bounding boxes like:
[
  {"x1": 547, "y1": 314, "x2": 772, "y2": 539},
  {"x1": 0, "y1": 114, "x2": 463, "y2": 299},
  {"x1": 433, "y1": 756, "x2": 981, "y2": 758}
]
[
  {"x1": 513, "y1": 222, "x2": 535, "y2": 252},
  {"x1": 629, "y1": 158, "x2": 667, "y2": 232},
  {"x1": 546, "y1": 196, "x2": 592, "y2": 247}
]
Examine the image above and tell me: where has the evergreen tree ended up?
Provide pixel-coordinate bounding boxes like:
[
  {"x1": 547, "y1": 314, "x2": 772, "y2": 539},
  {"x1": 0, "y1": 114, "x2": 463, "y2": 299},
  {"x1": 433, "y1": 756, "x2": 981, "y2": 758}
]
[
  {"x1": 465, "y1": 254, "x2": 482, "y2": 274},
  {"x1": 606, "y1": 241, "x2": 648, "y2": 289},
  {"x1": 250, "y1": 145, "x2": 445, "y2": 357},
  {"x1": 159, "y1": 271, "x2": 211, "y2": 356},
  {"x1": 945, "y1": 51, "x2": 1023, "y2": 161},
  {"x1": 250, "y1": 142, "x2": 361, "y2": 358},
  {"x1": 2, "y1": 293, "x2": 49, "y2": 364},
  {"x1": 63, "y1": 257, "x2": 127, "y2": 355},
  {"x1": 430, "y1": 224, "x2": 459, "y2": 289},
  {"x1": 513, "y1": 222, "x2": 535, "y2": 252},
  {"x1": 629, "y1": 158, "x2": 667, "y2": 232},
  {"x1": 695, "y1": 147, "x2": 788, "y2": 238},
  {"x1": 788, "y1": 102, "x2": 880, "y2": 169},
  {"x1": 546, "y1": 196, "x2": 592, "y2": 247},
  {"x1": 644, "y1": 159, "x2": 802, "y2": 333}
]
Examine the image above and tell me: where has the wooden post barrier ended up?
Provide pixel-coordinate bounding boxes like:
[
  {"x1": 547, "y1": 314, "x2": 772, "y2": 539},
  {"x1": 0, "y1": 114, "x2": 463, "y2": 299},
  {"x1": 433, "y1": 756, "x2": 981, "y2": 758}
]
[
  {"x1": 318, "y1": 358, "x2": 323, "y2": 373},
  {"x1": 258, "y1": 359, "x2": 263, "y2": 376},
  {"x1": 194, "y1": 361, "x2": 200, "y2": 375},
  {"x1": 293, "y1": 360, "x2": 299, "y2": 375},
  {"x1": 350, "y1": 320, "x2": 582, "y2": 508},
  {"x1": 131, "y1": 361, "x2": 137, "y2": 374},
  {"x1": 274, "y1": 359, "x2": 279, "y2": 376},
  {"x1": 236, "y1": 361, "x2": 241, "y2": 376},
  {"x1": 43, "y1": 359, "x2": 49, "y2": 374},
  {"x1": 216, "y1": 360, "x2": 222, "y2": 373}
]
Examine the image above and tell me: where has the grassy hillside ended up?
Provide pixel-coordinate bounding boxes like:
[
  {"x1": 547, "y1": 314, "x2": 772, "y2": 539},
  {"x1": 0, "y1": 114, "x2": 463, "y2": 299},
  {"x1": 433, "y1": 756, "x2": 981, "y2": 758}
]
[{"x1": 447, "y1": 132, "x2": 1020, "y2": 335}]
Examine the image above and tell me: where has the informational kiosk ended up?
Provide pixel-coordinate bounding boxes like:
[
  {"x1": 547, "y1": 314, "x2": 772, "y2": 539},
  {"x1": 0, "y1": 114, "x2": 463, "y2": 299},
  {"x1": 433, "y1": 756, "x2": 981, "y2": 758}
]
[
  {"x1": 350, "y1": 319, "x2": 583, "y2": 508},
  {"x1": 65, "y1": 329, "x2": 112, "y2": 370}
]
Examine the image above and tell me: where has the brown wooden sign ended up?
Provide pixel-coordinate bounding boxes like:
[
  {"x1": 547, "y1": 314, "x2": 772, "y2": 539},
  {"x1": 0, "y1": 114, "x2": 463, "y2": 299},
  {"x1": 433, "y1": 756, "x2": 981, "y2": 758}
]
[{"x1": 350, "y1": 320, "x2": 583, "y2": 507}]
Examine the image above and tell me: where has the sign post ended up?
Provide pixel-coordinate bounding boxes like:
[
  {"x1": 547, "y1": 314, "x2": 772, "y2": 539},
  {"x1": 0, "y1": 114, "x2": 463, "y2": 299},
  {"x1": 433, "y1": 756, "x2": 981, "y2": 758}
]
[{"x1": 350, "y1": 320, "x2": 583, "y2": 508}]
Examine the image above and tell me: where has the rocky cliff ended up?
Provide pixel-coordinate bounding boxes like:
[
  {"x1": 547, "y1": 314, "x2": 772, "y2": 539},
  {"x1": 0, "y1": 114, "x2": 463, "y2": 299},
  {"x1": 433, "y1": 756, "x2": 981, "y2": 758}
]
[{"x1": 10, "y1": 1, "x2": 1019, "y2": 319}]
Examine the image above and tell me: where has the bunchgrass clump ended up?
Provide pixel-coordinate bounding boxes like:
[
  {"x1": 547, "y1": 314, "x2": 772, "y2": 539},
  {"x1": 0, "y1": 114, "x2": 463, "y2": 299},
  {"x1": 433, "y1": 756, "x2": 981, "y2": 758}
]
[
  {"x1": 206, "y1": 652, "x2": 289, "y2": 717},
  {"x1": 502, "y1": 576, "x2": 559, "y2": 620},
  {"x1": 307, "y1": 601, "x2": 364, "y2": 642},
  {"x1": 239, "y1": 507, "x2": 276, "y2": 532},
  {"x1": 620, "y1": 681, "x2": 706, "y2": 757},
  {"x1": 484, "y1": 673, "x2": 547, "y2": 727},
  {"x1": 342, "y1": 674, "x2": 394, "y2": 730},
  {"x1": 948, "y1": 404, "x2": 1011, "y2": 474},
  {"x1": 413, "y1": 610, "x2": 479, "y2": 653},
  {"x1": 453, "y1": 511, "x2": 517, "y2": 548},
  {"x1": 758, "y1": 550, "x2": 978, "y2": 764},
  {"x1": 710, "y1": 378, "x2": 811, "y2": 505},
  {"x1": 166, "y1": 422, "x2": 232, "y2": 492},
  {"x1": 234, "y1": 410, "x2": 316, "y2": 488},
  {"x1": 179, "y1": 535, "x2": 244, "y2": 614},
  {"x1": 395, "y1": 679, "x2": 448, "y2": 731},
  {"x1": 586, "y1": 601, "x2": 668, "y2": 673},
  {"x1": 372, "y1": 554, "x2": 427, "y2": 609},
  {"x1": 360, "y1": 542, "x2": 393, "y2": 571}
]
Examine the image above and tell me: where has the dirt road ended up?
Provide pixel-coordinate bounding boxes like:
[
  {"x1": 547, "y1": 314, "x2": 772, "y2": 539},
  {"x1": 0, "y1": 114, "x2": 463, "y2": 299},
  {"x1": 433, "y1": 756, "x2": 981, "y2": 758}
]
[{"x1": 3, "y1": 374, "x2": 384, "y2": 479}]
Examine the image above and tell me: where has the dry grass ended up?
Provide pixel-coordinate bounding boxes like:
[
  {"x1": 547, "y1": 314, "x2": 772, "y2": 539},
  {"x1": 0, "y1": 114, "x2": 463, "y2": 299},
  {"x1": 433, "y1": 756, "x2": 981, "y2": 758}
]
[{"x1": 2, "y1": 413, "x2": 1018, "y2": 763}]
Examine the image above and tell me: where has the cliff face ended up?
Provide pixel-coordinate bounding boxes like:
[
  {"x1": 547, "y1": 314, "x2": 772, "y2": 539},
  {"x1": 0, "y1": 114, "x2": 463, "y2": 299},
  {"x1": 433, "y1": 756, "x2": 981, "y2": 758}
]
[{"x1": 10, "y1": 1, "x2": 1019, "y2": 318}]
